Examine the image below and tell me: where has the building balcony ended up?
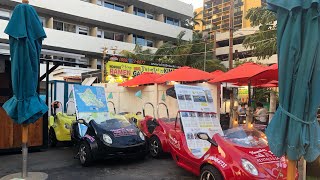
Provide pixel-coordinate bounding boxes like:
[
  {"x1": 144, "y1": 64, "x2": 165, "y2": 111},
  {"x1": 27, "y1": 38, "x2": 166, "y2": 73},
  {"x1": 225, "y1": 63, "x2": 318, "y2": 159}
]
[
  {"x1": 5, "y1": 0, "x2": 192, "y2": 41},
  {"x1": 212, "y1": 9, "x2": 222, "y2": 14},
  {"x1": 212, "y1": 17, "x2": 222, "y2": 23},
  {"x1": 234, "y1": 19, "x2": 242, "y2": 26},
  {"x1": 222, "y1": 15, "x2": 229, "y2": 20},
  {"x1": 0, "y1": 19, "x2": 157, "y2": 56},
  {"x1": 234, "y1": 11, "x2": 243, "y2": 17},
  {"x1": 221, "y1": 23, "x2": 230, "y2": 29}
]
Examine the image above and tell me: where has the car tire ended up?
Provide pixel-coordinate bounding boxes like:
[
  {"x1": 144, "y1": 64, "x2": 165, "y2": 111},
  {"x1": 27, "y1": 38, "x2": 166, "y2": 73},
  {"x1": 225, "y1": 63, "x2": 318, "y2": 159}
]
[
  {"x1": 149, "y1": 136, "x2": 163, "y2": 158},
  {"x1": 79, "y1": 141, "x2": 93, "y2": 167},
  {"x1": 200, "y1": 165, "x2": 223, "y2": 180},
  {"x1": 48, "y1": 128, "x2": 58, "y2": 147}
]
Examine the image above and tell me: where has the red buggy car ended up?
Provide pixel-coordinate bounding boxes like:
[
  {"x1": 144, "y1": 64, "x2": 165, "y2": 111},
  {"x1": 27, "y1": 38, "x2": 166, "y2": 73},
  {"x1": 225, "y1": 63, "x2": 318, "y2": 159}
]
[{"x1": 140, "y1": 103, "x2": 295, "y2": 180}]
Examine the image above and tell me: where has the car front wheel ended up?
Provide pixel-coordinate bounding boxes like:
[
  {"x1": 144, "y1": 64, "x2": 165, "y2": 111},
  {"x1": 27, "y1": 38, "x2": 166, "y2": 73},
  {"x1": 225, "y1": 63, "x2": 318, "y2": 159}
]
[
  {"x1": 149, "y1": 136, "x2": 163, "y2": 158},
  {"x1": 200, "y1": 165, "x2": 223, "y2": 180},
  {"x1": 79, "y1": 141, "x2": 93, "y2": 166}
]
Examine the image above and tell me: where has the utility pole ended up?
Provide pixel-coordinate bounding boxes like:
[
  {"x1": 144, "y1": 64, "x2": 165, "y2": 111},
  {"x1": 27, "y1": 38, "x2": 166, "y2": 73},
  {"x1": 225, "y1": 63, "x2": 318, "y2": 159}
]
[
  {"x1": 228, "y1": 0, "x2": 235, "y2": 128},
  {"x1": 229, "y1": 0, "x2": 234, "y2": 69},
  {"x1": 204, "y1": 41, "x2": 207, "y2": 71}
]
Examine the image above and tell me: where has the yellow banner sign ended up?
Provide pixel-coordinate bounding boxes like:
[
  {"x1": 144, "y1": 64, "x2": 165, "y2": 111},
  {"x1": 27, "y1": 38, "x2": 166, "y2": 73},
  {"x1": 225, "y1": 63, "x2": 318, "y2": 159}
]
[{"x1": 106, "y1": 61, "x2": 175, "y2": 77}]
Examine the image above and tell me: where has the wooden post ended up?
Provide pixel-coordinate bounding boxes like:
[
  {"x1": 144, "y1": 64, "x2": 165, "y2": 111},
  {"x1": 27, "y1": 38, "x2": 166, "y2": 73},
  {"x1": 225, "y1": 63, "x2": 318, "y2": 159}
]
[{"x1": 287, "y1": 160, "x2": 297, "y2": 180}]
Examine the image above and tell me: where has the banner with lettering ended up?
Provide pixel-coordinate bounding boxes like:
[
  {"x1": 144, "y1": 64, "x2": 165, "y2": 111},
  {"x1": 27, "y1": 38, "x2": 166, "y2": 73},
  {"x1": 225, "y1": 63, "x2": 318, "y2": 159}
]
[{"x1": 106, "y1": 61, "x2": 176, "y2": 77}]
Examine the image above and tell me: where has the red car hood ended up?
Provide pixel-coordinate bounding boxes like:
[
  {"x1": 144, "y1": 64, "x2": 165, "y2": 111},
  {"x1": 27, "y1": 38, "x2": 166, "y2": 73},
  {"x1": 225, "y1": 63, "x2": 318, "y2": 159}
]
[
  {"x1": 214, "y1": 135, "x2": 289, "y2": 179},
  {"x1": 235, "y1": 146, "x2": 288, "y2": 178}
]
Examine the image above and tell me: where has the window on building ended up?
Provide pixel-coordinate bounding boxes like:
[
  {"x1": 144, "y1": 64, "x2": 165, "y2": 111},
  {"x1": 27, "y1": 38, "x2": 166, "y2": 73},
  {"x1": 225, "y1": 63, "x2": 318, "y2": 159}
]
[
  {"x1": 97, "y1": 30, "x2": 103, "y2": 38},
  {"x1": 105, "y1": 2, "x2": 114, "y2": 9},
  {"x1": 133, "y1": 35, "x2": 154, "y2": 47},
  {"x1": 134, "y1": 7, "x2": 145, "y2": 17},
  {"x1": 146, "y1": 40, "x2": 154, "y2": 47},
  {"x1": 114, "y1": 33, "x2": 124, "y2": 42},
  {"x1": 115, "y1": 5, "x2": 124, "y2": 12},
  {"x1": 77, "y1": 26, "x2": 89, "y2": 35},
  {"x1": 146, "y1": 12, "x2": 154, "y2": 19},
  {"x1": 136, "y1": 35, "x2": 145, "y2": 46},
  {"x1": 53, "y1": 21, "x2": 63, "y2": 31},
  {"x1": 97, "y1": 29, "x2": 124, "y2": 42},
  {"x1": 39, "y1": 17, "x2": 46, "y2": 27},
  {"x1": 0, "y1": 9, "x2": 10, "y2": 20},
  {"x1": 64, "y1": 23, "x2": 76, "y2": 33},
  {"x1": 104, "y1": 1, "x2": 124, "y2": 12},
  {"x1": 97, "y1": 0, "x2": 103, "y2": 6},
  {"x1": 165, "y1": 16, "x2": 180, "y2": 26},
  {"x1": 104, "y1": 31, "x2": 114, "y2": 40}
]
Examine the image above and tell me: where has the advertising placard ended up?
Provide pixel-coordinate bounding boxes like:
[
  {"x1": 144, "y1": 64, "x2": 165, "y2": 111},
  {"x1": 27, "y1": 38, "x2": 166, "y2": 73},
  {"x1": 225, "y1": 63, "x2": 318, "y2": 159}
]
[
  {"x1": 73, "y1": 85, "x2": 109, "y2": 123},
  {"x1": 174, "y1": 84, "x2": 223, "y2": 158},
  {"x1": 106, "y1": 61, "x2": 176, "y2": 77}
]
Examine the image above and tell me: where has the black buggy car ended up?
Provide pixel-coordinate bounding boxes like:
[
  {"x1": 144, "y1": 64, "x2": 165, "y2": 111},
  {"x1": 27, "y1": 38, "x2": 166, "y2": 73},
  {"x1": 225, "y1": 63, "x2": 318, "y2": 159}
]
[{"x1": 71, "y1": 112, "x2": 147, "y2": 166}]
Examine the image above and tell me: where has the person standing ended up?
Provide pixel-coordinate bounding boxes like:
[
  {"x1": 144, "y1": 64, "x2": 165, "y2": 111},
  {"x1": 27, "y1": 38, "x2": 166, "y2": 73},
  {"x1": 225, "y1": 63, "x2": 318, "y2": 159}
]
[{"x1": 254, "y1": 102, "x2": 268, "y2": 124}]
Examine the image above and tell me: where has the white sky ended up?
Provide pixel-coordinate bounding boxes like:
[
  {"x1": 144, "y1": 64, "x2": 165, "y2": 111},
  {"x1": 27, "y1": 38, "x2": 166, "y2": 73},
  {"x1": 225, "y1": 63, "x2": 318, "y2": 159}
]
[{"x1": 179, "y1": 0, "x2": 203, "y2": 9}]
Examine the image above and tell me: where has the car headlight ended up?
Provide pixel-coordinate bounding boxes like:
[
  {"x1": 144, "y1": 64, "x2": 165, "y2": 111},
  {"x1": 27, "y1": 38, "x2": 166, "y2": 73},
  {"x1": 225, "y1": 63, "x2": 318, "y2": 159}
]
[
  {"x1": 241, "y1": 159, "x2": 258, "y2": 176},
  {"x1": 64, "y1": 123, "x2": 71, "y2": 129},
  {"x1": 103, "y1": 134, "x2": 113, "y2": 144},
  {"x1": 139, "y1": 131, "x2": 145, "y2": 141}
]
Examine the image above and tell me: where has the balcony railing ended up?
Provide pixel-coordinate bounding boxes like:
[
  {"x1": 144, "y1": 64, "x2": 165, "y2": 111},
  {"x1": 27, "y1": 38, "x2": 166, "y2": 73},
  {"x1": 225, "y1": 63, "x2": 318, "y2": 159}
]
[
  {"x1": 222, "y1": 15, "x2": 229, "y2": 20},
  {"x1": 234, "y1": 11, "x2": 242, "y2": 17}
]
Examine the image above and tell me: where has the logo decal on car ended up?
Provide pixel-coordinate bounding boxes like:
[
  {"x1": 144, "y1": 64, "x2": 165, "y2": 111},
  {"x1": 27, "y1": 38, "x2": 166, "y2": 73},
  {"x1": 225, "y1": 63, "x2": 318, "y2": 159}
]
[{"x1": 208, "y1": 156, "x2": 227, "y2": 168}]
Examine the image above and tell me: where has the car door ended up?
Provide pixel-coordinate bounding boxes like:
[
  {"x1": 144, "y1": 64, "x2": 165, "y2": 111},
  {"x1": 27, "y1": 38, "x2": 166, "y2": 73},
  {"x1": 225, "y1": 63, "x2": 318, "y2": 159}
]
[{"x1": 168, "y1": 114, "x2": 199, "y2": 171}]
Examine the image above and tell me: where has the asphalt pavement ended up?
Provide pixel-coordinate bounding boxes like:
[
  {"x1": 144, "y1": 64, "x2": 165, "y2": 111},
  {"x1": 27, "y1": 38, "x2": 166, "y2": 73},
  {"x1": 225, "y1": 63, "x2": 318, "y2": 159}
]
[{"x1": 0, "y1": 146, "x2": 197, "y2": 180}]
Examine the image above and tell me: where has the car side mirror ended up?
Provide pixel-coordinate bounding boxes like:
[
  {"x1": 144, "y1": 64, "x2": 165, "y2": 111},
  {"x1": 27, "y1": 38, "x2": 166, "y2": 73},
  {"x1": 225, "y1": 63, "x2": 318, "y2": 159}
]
[{"x1": 196, "y1": 132, "x2": 218, "y2": 147}]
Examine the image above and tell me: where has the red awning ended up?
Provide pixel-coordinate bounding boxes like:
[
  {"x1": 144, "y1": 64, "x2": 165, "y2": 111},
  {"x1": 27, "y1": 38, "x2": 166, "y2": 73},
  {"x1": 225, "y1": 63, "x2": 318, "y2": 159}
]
[
  {"x1": 210, "y1": 70, "x2": 225, "y2": 80},
  {"x1": 119, "y1": 72, "x2": 161, "y2": 87},
  {"x1": 155, "y1": 66, "x2": 214, "y2": 83},
  {"x1": 209, "y1": 63, "x2": 278, "y2": 85},
  {"x1": 249, "y1": 64, "x2": 278, "y2": 83}
]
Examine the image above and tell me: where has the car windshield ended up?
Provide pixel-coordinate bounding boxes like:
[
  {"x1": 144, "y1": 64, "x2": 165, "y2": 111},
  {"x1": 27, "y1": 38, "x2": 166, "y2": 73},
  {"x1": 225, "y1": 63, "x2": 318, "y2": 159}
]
[
  {"x1": 223, "y1": 127, "x2": 268, "y2": 148},
  {"x1": 93, "y1": 112, "x2": 132, "y2": 129}
]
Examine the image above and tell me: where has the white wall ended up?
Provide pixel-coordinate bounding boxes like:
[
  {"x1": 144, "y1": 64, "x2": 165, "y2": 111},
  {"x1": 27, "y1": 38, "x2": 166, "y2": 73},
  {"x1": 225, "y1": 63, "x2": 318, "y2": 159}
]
[
  {"x1": 0, "y1": 19, "x2": 157, "y2": 55},
  {"x1": 93, "y1": 83, "x2": 219, "y2": 119},
  {"x1": 139, "y1": 0, "x2": 193, "y2": 17},
  {"x1": 9, "y1": 0, "x2": 192, "y2": 41}
]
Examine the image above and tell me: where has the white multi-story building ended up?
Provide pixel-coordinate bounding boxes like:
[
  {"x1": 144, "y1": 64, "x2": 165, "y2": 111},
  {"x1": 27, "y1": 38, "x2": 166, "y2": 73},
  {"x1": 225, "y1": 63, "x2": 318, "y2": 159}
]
[{"x1": 0, "y1": 0, "x2": 193, "y2": 77}]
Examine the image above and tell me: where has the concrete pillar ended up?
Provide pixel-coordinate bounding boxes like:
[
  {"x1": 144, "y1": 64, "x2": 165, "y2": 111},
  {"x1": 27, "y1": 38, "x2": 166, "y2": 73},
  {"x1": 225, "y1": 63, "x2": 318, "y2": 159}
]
[
  {"x1": 90, "y1": 0, "x2": 97, "y2": 4},
  {"x1": 125, "y1": 34, "x2": 133, "y2": 43},
  {"x1": 90, "y1": 27, "x2": 98, "y2": 37},
  {"x1": 126, "y1": 5, "x2": 134, "y2": 14},
  {"x1": 46, "y1": 17, "x2": 53, "y2": 29},
  {"x1": 156, "y1": 14, "x2": 165, "y2": 22},
  {"x1": 89, "y1": 59, "x2": 98, "y2": 69},
  {"x1": 155, "y1": 40, "x2": 164, "y2": 48}
]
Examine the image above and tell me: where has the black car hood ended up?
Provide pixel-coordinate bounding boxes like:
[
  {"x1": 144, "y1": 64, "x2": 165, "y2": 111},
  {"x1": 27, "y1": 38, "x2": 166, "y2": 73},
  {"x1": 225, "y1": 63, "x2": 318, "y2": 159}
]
[{"x1": 90, "y1": 121, "x2": 144, "y2": 146}]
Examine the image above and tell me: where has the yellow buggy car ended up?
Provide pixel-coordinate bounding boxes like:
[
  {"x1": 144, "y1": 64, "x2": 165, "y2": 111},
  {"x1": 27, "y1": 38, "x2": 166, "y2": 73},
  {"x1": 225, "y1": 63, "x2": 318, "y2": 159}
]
[{"x1": 48, "y1": 101, "x2": 76, "y2": 147}]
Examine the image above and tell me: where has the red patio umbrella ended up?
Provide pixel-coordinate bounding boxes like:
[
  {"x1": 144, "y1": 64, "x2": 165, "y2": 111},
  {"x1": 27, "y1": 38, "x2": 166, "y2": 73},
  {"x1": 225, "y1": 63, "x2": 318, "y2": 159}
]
[
  {"x1": 119, "y1": 72, "x2": 161, "y2": 87},
  {"x1": 209, "y1": 63, "x2": 267, "y2": 84},
  {"x1": 256, "y1": 80, "x2": 279, "y2": 88},
  {"x1": 155, "y1": 66, "x2": 214, "y2": 83},
  {"x1": 249, "y1": 64, "x2": 278, "y2": 84},
  {"x1": 210, "y1": 70, "x2": 225, "y2": 80}
]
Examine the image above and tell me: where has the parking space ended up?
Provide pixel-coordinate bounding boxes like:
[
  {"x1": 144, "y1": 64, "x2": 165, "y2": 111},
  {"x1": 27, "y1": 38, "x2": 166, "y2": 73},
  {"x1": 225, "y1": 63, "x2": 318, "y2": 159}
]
[{"x1": 0, "y1": 147, "x2": 196, "y2": 180}]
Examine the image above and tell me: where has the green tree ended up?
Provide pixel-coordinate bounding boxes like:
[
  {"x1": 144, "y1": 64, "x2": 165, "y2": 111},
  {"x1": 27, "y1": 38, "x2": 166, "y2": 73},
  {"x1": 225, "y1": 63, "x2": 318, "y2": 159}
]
[
  {"x1": 120, "y1": 45, "x2": 153, "y2": 61},
  {"x1": 242, "y1": 7, "x2": 277, "y2": 60},
  {"x1": 154, "y1": 31, "x2": 226, "y2": 72}
]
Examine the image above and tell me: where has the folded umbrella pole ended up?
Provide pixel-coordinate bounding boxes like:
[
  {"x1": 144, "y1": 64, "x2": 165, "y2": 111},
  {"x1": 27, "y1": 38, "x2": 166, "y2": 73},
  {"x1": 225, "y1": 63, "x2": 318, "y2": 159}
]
[{"x1": 1, "y1": 0, "x2": 49, "y2": 179}]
